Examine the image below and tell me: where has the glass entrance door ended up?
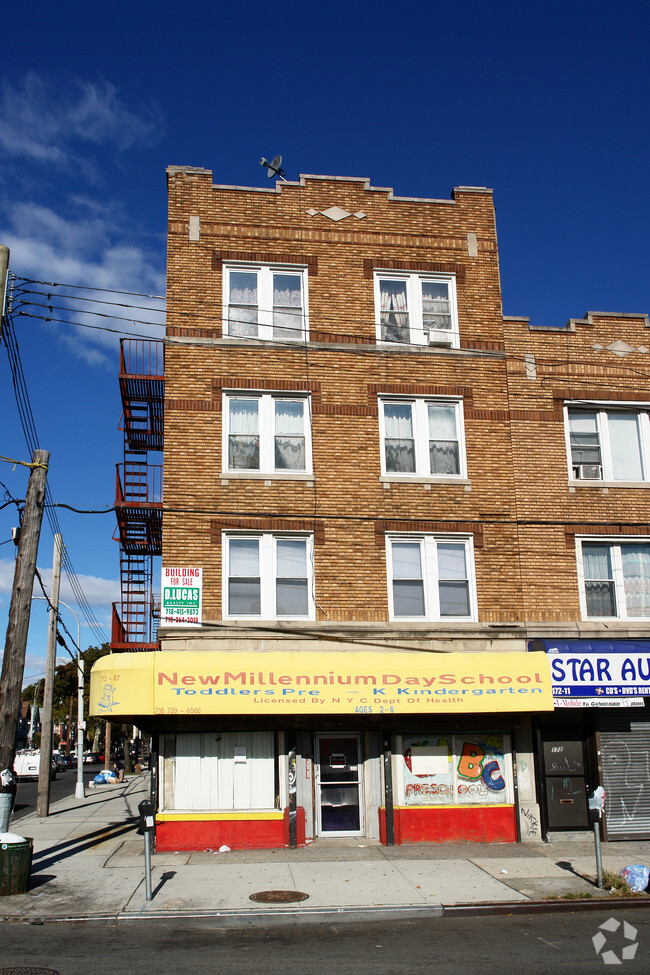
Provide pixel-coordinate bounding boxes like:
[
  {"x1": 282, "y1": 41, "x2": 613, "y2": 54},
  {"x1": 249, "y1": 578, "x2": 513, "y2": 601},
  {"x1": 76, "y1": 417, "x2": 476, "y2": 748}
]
[{"x1": 315, "y1": 734, "x2": 363, "y2": 836}]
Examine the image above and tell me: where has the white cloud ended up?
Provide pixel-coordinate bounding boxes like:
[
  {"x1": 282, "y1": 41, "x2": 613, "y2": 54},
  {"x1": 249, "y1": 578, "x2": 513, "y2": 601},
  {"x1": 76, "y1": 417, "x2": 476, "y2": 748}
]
[
  {"x1": 3, "y1": 200, "x2": 166, "y2": 367},
  {"x1": 0, "y1": 557, "x2": 119, "y2": 622},
  {"x1": 0, "y1": 74, "x2": 164, "y2": 168}
]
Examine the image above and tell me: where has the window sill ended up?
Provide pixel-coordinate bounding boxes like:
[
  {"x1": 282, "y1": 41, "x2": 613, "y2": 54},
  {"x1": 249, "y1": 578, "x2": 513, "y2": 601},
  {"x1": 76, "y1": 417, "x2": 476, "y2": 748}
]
[
  {"x1": 388, "y1": 616, "x2": 477, "y2": 624},
  {"x1": 376, "y1": 339, "x2": 460, "y2": 351},
  {"x1": 380, "y1": 476, "x2": 471, "y2": 488},
  {"x1": 569, "y1": 479, "x2": 650, "y2": 490},
  {"x1": 221, "y1": 472, "x2": 315, "y2": 483}
]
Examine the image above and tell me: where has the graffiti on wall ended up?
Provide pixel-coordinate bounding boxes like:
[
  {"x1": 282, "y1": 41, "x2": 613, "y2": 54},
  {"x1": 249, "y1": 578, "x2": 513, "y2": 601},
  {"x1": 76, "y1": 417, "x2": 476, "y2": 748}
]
[{"x1": 403, "y1": 733, "x2": 511, "y2": 805}]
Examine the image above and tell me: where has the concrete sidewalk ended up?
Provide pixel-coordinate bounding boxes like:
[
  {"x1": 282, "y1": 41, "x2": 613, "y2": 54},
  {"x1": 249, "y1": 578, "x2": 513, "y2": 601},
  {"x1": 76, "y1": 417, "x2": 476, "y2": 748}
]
[{"x1": 3, "y1": 773, "x2": 650, "y2": 922}]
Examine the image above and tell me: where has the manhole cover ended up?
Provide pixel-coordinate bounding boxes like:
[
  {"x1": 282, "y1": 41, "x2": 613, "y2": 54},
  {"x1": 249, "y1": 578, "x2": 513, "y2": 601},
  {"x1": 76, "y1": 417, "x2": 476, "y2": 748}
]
[
  {"x1": 249, "y1": 889, "x2": 309, "y2": 903},
  {"x1": 0, "y1": 970, "x2": 60, "y2": 975}
]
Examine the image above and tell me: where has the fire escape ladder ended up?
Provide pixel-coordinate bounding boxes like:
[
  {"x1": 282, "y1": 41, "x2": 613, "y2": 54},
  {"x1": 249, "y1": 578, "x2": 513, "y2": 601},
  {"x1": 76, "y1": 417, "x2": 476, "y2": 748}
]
[{"x1": 112, "y1": 338, "x2": 164, "y2": 653}]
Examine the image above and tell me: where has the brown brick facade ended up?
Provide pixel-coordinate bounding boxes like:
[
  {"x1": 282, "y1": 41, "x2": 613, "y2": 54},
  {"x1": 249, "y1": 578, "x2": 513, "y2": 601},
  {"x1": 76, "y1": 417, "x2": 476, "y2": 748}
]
[{"x1": 163, "y1": 170, "x2": 650, "y2": 638}]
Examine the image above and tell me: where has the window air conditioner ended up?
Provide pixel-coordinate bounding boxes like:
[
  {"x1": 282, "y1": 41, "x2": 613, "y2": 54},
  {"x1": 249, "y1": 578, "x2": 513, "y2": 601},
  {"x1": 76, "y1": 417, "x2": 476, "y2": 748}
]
[
  {"x1": 426, "y1": 328, "x2": 454, "y2": 347},
  {"x1": 573, "y1": 464, "x2": 602, "y2": 480}
]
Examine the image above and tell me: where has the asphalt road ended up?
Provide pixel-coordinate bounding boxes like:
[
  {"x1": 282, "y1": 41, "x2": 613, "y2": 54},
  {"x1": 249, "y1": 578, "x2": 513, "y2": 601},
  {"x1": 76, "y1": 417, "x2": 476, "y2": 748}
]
[
  {"x1": 11, "y1": 765, "x2": 102, "y2": 821},
  {"x1": 1, "y1": 910, "x2": 649, "y2": 974}
]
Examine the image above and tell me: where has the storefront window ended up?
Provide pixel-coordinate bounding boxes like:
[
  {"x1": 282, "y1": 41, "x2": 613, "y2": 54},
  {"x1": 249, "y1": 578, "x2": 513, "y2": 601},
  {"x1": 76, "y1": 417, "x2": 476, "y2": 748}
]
[
  {"x1": 401, "y1": 733, "x2": 513, "y2": 805},
  {"x1": 161, "y1": 731, "x2": 276, "y2": 811}
]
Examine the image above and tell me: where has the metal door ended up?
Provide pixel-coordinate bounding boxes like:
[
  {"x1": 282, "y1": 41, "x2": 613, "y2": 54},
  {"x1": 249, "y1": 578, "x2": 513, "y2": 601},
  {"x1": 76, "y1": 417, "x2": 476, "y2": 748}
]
[
  {"x1": 541, "y1": 735, "x2": 589, "y2": 830},
  {"x1": 315, "y1": 734, "x2": 363, "y2": 836}
]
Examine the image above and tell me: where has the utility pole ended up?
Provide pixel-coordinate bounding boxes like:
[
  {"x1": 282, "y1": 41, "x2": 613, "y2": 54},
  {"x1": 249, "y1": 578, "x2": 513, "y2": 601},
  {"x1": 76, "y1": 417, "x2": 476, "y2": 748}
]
[
  {"x1": 37, "y1": 534, "x2": 62, "y2": 817},
  {"x1": 0, "y1": 244, "x2": 9, "y2": 345},
  {"x1": 0, "y1": 449, "x2": 50, "y2": 791}
]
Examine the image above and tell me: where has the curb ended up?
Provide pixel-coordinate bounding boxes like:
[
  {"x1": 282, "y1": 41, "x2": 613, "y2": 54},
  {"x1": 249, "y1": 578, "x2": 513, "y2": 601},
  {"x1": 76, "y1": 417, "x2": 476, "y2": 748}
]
[
  {"x1": 3, "y1": 896, "x2": 650, "y2": 926},
  {"x1": 442, "y1": 896, "x2": 650, "y2": 917}
]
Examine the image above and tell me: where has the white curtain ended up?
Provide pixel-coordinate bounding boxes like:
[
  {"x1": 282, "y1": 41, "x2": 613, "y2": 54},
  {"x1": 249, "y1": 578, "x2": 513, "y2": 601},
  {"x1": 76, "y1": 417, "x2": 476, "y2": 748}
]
[
  {"x1": 609, "y1": 413, "x2": 643, "y2": 480},
  {"x1": 275, "y1": 400, "x2": 305, "y2": 469},
  {"x1": 391, "y1": 541, "x2": 424, "y2": 616},
  {"x1": 276, "y1": 538, "x2": 308, "y2": 615},
  {"x1": 229, "y1": 399, "x2": 259, "y2": 468},
  {"x1": 228, "y1": 537, "x2": 260, "y2": 614},
  {"x1": 273, "y1": 273, "x2": 302, "y2": 339},
  {"x1": 583, "y1": 543, "x2": 615, "y2": 616},
  {"x1": 384, "y1": 403, "x2": 415, "y2": 472},
  {"x1": 428, "y1": 404, "x2": 459, "y2": 474},
  {"x1": 228, "y1": 271, "x2": 258, "y2": 336},
  {"x1": 421, "y1": 281, "x2": 451, "y2": 330},
  {"x1": 437, "y1": 543, "x2": 469, "y2": 616},
  {"x1": 380, "y1": 280, "x2": 409, "y2": 341},
  {"x1": 622, "y1": 545, "x2": 650, "y2": 617}
]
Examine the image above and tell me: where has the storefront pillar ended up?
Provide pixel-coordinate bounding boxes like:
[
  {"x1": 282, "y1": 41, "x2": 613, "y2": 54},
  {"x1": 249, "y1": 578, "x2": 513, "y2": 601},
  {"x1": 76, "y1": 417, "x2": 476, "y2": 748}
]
[
  {"x1": 383, "y1": 735, "x2": 394, "y2": 846},
  {"x1": 515, "y1": 717, "x2": 542, "y2": 842}
]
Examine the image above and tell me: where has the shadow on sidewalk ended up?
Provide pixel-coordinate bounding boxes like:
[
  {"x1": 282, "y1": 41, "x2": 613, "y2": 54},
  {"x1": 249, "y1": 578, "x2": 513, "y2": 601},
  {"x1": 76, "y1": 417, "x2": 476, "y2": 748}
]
[
  {"x1": 31, "y1": 818, "x2": 139, "y2": 874},
  {"x1": 38, "y1": 781, "x2": 146, "y2": 819},
  {"x1": 555, "y1": 860, "x2": 596, "y2": 887}
]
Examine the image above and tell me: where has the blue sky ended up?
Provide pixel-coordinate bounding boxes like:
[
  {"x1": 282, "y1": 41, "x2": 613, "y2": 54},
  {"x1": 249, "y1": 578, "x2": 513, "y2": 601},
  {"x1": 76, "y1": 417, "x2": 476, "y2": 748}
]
[{"x1": 2, "y1": 1, "x2": 650, "y2": 684}]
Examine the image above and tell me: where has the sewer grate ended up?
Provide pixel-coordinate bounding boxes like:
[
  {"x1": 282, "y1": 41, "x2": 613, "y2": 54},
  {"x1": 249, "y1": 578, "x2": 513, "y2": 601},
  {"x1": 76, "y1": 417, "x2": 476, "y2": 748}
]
[
  {"x1": 0, "y1": 970, "x2": 60, "y2": 975},
  {"x1": 249, "y1": 889, "x2": 310, "y2": 903}
]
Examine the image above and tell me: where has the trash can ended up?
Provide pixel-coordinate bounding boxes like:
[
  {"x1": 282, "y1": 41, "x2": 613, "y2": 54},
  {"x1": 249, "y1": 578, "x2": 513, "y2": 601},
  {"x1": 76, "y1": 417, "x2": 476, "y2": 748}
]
[{"x1": 0, "y1": 838, "x2": 33, "y2": 896}]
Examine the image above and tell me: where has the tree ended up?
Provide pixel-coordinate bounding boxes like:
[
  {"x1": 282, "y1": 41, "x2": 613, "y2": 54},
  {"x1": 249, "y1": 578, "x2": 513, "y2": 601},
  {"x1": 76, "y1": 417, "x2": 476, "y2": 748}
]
[{"x1": 22, "y1": 642, "x2": 110, "y2": 746}]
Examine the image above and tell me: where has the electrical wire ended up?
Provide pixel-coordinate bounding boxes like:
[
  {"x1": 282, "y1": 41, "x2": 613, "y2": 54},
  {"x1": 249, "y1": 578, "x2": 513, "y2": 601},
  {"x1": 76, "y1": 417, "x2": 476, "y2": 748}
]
[
  {"x1": 2, "y1": 301, "x2": 109, "y2": 645},
  {"x1": 13, "y1": 276, "x2": 165, "y2": 300}
]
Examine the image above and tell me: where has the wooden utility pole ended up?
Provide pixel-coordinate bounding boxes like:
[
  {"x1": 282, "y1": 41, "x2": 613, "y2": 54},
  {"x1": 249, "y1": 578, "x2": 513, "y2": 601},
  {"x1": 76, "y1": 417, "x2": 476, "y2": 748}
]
[
  {"x1": 37, "y1": 534, "x2": 62, "y2": 817},
  {"x1": 0, "y1": 244, "x2": 9, "y2": 345},
  {"x1": 0, "y1": 449, "x2": 49, "y2": 789}
]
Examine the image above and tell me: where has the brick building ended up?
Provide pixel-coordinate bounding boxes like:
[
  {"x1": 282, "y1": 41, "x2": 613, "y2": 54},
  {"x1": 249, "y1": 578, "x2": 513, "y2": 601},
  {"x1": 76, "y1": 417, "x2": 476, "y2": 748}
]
[{"x1": 91, "y1": 169, "x2": 650, "y2": 849}]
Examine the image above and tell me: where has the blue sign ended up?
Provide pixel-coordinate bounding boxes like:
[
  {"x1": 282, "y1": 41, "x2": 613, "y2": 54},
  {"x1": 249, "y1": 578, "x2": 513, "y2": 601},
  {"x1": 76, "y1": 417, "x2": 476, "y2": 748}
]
[{"x1": 528, "y1": 639, "x2": 650, "y2": 703}]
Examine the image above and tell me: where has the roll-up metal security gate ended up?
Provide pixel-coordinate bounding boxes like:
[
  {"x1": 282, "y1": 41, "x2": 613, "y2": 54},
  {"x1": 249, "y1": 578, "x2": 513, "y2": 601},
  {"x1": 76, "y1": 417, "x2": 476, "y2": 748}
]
[{"x1": 599, "y1": 712, "x2": 650, "y2": 840}]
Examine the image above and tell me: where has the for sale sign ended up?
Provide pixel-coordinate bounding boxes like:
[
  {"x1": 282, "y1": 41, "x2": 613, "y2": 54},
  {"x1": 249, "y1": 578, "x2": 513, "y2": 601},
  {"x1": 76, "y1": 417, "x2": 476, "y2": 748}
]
[{"x1": 161, "y1": 567, "x2": 202, "y2": 626}]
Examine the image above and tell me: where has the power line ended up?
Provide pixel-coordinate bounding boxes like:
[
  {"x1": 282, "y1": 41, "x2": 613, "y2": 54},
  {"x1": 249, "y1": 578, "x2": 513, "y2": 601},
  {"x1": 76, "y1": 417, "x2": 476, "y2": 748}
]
[
  {"x1": 13, "y1": 276, "x2": 165, "y2": 301},
  {"x1": 2, "y1": 303, "x2": 109, "y2": 645}
]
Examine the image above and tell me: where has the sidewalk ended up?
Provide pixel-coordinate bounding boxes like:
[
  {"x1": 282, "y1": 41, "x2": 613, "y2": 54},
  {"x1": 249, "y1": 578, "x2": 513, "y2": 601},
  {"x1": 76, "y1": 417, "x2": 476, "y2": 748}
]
[{"x1": 3, "y1": 773, "x2": 650, "y2": 923}]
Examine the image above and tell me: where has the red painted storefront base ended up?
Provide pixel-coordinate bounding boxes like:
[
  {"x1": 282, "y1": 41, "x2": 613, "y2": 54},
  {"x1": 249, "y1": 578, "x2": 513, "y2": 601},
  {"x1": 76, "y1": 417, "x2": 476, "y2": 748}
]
[
  {"x1": 379, "y1": 805, "x2": 517, "y2": 844},
  {"x1": 156, "y1": 807, "x2": 306, "y2": 851}
]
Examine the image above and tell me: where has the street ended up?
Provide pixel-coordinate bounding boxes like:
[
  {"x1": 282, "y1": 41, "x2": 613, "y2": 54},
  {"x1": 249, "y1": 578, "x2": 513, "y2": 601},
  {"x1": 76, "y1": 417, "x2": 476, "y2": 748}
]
[
  {"x1": 11, "y1": 767, "x2": 100, "y2": 822},
  {"x1": 1, "y1": 910, "x2": 649, "y2": 974}
]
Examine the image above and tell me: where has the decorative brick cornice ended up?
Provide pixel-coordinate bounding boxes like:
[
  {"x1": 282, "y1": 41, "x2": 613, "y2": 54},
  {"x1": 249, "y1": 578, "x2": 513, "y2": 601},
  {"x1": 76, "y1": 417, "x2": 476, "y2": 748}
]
[
  {"x1": 363, "y1": 258, "x2": 466, "y2": 281},
  {"x1": 167, "y1": 326, "x2": 220, "y2": 339},
  {"x1": 213, "y1": 250, "x2": 318, "y2": 273},
  {"x1": 375, "y1": 520, "x2": 483, "y2": 546},
  {"x1": 459, "y1": 338, "x2": 505, "y2": 352},
  {"x1": 211, "y1": 517, "x2": 325, "y2": 544},
  {"x1": 368, "y1": 383, "x2": 474, "y2": 406},
  {"x1": 212, "y1": 378, "x2": 323, "y2": 408},
  {"x1": 564, "y1": 524, "x2": 650, "y2": 546}
]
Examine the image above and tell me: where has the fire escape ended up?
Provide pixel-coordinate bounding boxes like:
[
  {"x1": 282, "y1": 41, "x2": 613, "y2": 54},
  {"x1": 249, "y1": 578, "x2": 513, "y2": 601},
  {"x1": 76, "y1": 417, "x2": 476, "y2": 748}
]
[{"x1": 112, "y1": 338, "x2": 164, "y2": 651}]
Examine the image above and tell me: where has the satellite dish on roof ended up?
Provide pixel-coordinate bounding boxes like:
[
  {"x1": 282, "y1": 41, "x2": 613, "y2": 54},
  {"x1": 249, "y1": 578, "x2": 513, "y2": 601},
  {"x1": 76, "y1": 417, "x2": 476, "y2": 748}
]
[{"x1": 259, "y1": 154, "x2": 287, "y2": 181}]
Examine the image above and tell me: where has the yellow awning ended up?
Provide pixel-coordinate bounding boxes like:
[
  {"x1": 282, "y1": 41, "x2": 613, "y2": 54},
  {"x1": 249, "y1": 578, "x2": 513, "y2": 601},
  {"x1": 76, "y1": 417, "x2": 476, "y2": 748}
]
[{"x1": 90, "y1": 649, "x2": 554, "y2": 718}]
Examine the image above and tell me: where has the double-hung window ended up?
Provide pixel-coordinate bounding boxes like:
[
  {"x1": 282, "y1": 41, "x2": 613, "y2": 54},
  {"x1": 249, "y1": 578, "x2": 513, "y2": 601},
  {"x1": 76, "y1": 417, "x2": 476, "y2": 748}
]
[
  {"x1": 386, "y1": 535, "x2": 476, "y2": 621},
  {"x1": 223, "y1": 264, "x2": 308, "y2": 341},
  {"x1": 578, "y1": 539, "x2": 650, "y2": 619},
  {"x1": 374, "y1": 271, "x2": 458, "y2": 347},
  {"x1": 566, "y1": 405, "x2": 650, "y2": 481},
  {"x1": 379, "y1": 397, "x2": 465, "y2": 478},
  {"x1": 223, "y1": 393, "x2": 311, "y2": 475},
  {"x1": 224, "y1": 533, "x2": 314, "y2": 619}
]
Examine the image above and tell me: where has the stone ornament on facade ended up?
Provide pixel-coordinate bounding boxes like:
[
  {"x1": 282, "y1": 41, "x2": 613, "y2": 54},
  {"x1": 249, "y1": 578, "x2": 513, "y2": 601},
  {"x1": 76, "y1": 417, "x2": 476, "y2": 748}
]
[
  {"x1": 305, "y1": 206, "x2": 367, "y2": 221},
  {"x1": 591, "y1": 340, "x2": 649, "y2": 357}
]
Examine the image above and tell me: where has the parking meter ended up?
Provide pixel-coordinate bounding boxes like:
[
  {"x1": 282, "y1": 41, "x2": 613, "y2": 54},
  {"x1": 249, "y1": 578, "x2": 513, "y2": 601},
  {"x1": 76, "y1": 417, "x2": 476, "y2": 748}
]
[
  {"x1": 138, "y1": 799, "x2": 155, "y2": 900},
  {"x1": 138, "y1": 798, "x2": 154, "y2": 833},
  {"x1": 588, "y1": 787, "x2": 606, "y2": 888},
  {"x1": 588, "y1": 786, "x2": 606, "y2": 824}
]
